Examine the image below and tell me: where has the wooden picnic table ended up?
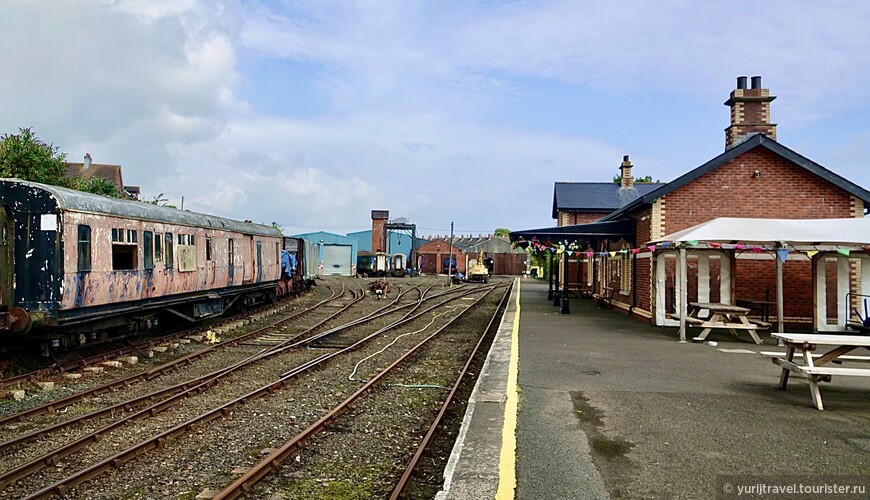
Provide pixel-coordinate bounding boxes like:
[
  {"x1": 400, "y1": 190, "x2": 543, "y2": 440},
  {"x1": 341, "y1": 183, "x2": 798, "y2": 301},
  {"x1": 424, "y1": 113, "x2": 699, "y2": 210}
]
[
  {"x1": 680, "y1": 302, "x2": 764, "y2": 344},
  {"x1": 767, "y1": 333, "x2": 870, "y2": 410}
]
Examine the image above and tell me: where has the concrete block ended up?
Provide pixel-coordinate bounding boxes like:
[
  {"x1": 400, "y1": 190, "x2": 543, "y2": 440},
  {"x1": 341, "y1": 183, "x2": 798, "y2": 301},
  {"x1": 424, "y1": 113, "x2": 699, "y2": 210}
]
[
  {"x1": 62, "y1": 373, "x2": 82, "y2": 380},
  {"x1": 35, "y1": 381, "x2": 55, "y2": 391},
  {"x1": 195, "y1": 490, "x2": 220, "y2": 499},
  {"x1": 82, "y1": 366, "x2": 104, "y2": 374},
  {"x1": 152, "y1": 346, "x2": 168, "y2": 353},
  {"x1": 121, "y1": 356, "x2": 139, "y2": 365},
  {"x1": 178, "y1": 339, "x2": 190, "y2": 344},
  {"x1": 7, "y1": 390, "x2": 25, "y2": 400},
  {"x1": 100, "y1": 361, "x2": 123, "y2": 369}
]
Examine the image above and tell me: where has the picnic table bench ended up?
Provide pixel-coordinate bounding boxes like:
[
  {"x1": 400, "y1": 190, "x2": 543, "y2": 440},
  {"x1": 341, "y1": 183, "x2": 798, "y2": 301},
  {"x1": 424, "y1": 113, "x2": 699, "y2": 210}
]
[
  {"x1": 673, "y1": 302, "x2": 764, "y2": 344},
  {"x1": 765, "y1": 333, "x2": 870, "y2": 410}
]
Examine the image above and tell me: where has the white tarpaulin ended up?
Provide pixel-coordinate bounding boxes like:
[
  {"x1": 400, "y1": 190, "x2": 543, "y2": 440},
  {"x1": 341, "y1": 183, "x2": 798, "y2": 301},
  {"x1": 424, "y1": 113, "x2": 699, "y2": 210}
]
[
  {"x1": 649, "y1": 217, "x2": 870, "y2": 341},
  {"x1": 652, "y1": 217, "x2": 870, "y2": 247}
]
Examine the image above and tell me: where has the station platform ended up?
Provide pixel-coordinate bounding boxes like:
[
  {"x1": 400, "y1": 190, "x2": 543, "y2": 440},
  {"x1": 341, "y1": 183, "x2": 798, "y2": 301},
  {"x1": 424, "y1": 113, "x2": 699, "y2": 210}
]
[{"x1": 438, "y1": 278, "x2": 870, "y2": 499}]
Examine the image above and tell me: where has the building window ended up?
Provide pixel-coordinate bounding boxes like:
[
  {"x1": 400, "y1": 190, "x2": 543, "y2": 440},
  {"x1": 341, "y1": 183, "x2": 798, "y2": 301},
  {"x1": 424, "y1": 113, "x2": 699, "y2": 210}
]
[
  {"x1": 77, "y1": 224, "x2": 91, "y2": 271},
  {"x1": 228, "y1": 238, "x2": 234, "y2": 266},
  {"x1": 165, "y1": 233, "x2": 174, "y2": 268},
  {"x1": 621, "y1": 245, "x2": 632, "y2": 293}
]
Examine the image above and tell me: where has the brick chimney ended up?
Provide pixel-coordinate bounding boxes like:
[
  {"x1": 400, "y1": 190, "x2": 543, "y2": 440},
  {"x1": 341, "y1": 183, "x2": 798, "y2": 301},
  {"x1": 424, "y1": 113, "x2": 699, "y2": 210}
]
[
  {"x1": 84, "y1": 153, "x2": 92, "y2": 170},
  {"x1": 724, "y1": 75, "x2": 777, "y2": 149},
  {"x1": 619, "y1": 155, "x2": 633, "y2": 189},
  {"x1": 371, "y1": 210, "x2": 389, "y2": 253}
]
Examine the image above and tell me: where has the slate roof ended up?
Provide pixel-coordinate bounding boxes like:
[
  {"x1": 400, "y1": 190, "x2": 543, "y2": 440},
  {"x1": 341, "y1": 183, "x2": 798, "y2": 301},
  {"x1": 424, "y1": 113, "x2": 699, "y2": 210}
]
[
  {"x1": 599, "y1": 134, "x2": 870, "y2": 222},
  {"x1": 551, "y1": 182, "x2": 666, "y2": 219}
]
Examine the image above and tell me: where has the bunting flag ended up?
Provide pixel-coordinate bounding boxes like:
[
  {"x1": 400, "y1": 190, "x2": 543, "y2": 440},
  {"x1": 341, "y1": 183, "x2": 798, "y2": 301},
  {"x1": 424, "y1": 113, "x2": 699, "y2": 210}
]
[{"x1": 516, "y1": 236, "x2": 868, "y2": 259}]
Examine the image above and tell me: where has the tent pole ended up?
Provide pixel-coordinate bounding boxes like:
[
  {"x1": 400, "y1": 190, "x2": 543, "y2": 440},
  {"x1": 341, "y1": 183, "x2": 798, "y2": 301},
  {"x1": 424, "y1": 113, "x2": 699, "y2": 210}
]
[
  {"x1": 776, "y1": 244, "x2": 785, "y2": 345},
  {"x1": 679, "y1": 247, "x2": 687, "y2": 343}
]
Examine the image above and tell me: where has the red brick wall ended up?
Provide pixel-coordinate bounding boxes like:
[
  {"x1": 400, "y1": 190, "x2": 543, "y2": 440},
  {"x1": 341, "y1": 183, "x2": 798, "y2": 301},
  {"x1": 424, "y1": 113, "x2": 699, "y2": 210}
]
[
  {"x1": 559, "y1": 212, "x2": 609, "y2": 225},
  {"x1": 662, "y1": 148, "x2": 853, "y2": 231}
]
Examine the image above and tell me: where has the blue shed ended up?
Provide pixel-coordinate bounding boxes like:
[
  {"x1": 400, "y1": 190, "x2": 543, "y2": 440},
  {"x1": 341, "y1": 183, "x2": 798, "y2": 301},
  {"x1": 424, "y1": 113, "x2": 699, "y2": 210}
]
[{"x1": 292, "y1": 231, "x2": 359, "y2": 276}]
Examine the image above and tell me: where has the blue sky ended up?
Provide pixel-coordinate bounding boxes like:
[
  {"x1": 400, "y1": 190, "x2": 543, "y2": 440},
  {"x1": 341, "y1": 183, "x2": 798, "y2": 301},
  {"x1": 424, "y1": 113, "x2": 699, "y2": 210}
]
[{"x1": 1, "y1": 0, "x2": 869, "y2": 237}]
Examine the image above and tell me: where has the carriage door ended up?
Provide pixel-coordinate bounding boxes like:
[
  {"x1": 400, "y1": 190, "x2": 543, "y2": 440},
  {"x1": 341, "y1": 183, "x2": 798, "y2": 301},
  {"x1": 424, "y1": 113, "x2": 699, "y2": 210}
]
[
  {"x1": 255, "y1": 241, "x2": 262, "y2": 283},
  {"x1": 243, "y1": 235, "x2": 254, "y2": 284},
  {"x1": 0, "y1": 207, "x2": 13, "y2": 307}
]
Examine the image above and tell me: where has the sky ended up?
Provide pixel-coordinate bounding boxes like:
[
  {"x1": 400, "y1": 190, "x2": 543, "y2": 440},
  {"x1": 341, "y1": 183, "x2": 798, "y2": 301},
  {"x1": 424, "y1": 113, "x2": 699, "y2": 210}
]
[{"x1": 1, "y1": 0, "x2": 869, "y2": 238}]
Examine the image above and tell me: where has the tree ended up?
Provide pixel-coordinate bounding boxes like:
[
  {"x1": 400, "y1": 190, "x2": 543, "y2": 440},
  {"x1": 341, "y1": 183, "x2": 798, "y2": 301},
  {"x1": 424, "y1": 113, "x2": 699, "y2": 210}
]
[
  {"x1": 494, "y1": 228, "x2": 510, "y2": 237},
  {"x1": 67, "y1": 177, "x2": 122, "y2": 198},
  {"x1": 612, "y1": 174, "x2": 659, "y2": 183},
  {"x1": 271, "y1": 222, "x2": 284, "y2": 235},
  {"x1": 0, "y1": 127, "x2": 127, "y2": 199},
  {"x1": 147, "y1": 193, "x2": 177, "y2": 208},
  {"x1": 0, "y1": 127, "x2": 68, "y2": 185}
]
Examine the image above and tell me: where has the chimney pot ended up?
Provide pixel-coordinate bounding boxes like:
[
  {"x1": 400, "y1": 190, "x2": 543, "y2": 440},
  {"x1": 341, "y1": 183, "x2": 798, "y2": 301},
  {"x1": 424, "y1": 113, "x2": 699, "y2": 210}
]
[
  {"x1": 623, "y1": 155, "x2": 629, "y2": 162},
  {"x1": 83, "y1": 153, "x2": 92, "y2": 170},
  {"x1": 737, "y1": 76, "x2": 748, "y2": 89},
  {"x1": 751, "y1": 76, "x2": 762, "y2": 89}
]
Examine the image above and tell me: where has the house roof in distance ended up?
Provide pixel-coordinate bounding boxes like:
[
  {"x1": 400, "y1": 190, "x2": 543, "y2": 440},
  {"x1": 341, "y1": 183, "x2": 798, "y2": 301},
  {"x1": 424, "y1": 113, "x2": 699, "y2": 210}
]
[{"x1": 552, "y1": 181, "x2": 665, "y2": 219}]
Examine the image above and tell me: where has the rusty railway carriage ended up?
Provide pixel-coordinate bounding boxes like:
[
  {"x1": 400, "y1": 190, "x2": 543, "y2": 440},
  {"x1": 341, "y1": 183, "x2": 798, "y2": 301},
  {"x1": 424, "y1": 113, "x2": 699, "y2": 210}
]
[{"x1": 0, "y1": 178, "x2": 285, "y2": 354}]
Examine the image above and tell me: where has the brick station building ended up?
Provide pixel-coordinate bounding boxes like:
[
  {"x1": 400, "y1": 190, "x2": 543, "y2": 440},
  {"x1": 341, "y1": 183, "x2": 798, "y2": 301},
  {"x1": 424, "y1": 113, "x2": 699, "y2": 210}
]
[{"x1": 514, "y1": 76, "x2": 870, "y2": 328}]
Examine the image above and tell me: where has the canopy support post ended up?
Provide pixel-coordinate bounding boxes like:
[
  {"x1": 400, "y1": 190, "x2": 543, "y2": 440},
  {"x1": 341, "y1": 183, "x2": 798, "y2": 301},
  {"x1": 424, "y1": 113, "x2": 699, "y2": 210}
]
[{"x1": 679, "y1": 247, "x2": 688, "y2": 343}]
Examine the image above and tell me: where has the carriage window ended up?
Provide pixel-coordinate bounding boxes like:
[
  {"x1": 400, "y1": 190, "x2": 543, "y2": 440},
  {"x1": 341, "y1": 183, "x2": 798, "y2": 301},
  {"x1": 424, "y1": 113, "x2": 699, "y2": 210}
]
[
  {"x1": 228, "y1": 238, "x2": 234, "y2": 266},
  {"x1": 178, "y1": 234, "x2": 184, "y2": 245},
  {"x1": 189, "y1": 235, "x2": 195, "y2": 246},
  {"x1": 165, "y1": 233, "x2": 174, "y2": 268},
  {"x1": 143, "y1": 231, "x2": 153, "y2": 270},
  {"x1": 206, "y1": 238, "x2": 213, "y2": 261},
  {"x1": 276, "y1": 242, "x2": 280, "y2": 263},
  {"x1": 111, "y1": 227, "x2": 138, "y2": 270},
  {"x1": 77, "y1": 225, "x2": 91, "y2": 271},
  {"x1": 155, "y1": 233, "x2": 162, "y2": 261}
]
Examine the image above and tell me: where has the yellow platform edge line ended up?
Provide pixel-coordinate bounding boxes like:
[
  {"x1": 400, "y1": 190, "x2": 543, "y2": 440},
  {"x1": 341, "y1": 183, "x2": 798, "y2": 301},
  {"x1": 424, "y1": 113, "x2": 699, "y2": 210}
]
[{"x1": 495, "y1": 278, "x2": 521, "y2": 499}]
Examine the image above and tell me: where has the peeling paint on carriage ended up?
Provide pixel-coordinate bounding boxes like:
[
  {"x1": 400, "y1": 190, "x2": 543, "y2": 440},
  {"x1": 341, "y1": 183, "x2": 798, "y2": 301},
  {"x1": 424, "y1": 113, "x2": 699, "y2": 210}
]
[{"x1": 0, "y1": 178, "x2": 285, "y2": 348}]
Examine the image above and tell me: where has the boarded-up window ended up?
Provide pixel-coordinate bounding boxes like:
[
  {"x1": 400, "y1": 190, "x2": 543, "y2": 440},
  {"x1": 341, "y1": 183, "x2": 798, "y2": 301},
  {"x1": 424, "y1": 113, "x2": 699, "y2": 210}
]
[
  {"x1": 77, "y1": 225, "x2": 91, "y2": 272},
  {"x1": 165, "y1": 233, "x2": 174, "y2": 269},
  {"x1": 143, "y1": 231, "x2": 153, "y2": 270},
  {"x1": 177, "y1": 233, "x2": 196, "y2": 272}
]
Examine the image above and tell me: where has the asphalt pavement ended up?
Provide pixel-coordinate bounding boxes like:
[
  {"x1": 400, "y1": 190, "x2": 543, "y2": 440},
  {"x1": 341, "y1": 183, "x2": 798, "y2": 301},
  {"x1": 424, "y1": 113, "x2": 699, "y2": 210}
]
[{"x1": 441, "y1": 278, "x2": 870, "y2": 499}]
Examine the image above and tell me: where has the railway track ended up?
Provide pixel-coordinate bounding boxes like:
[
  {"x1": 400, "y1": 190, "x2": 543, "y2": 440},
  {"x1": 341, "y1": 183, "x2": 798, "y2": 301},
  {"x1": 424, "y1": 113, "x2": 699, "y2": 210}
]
[
  {"x1": 0, "y1": 283, "x2": 329, "y2": 389},
  {"x1": 0, "y1": 276, "x2": 504, "y2": 498}
]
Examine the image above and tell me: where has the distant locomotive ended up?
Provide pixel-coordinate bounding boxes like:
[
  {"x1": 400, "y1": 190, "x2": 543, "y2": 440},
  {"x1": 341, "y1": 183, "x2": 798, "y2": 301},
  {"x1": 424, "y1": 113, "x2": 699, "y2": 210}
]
[{"x1": 0, "y1": 178, "x2": 313, "y2": 356}]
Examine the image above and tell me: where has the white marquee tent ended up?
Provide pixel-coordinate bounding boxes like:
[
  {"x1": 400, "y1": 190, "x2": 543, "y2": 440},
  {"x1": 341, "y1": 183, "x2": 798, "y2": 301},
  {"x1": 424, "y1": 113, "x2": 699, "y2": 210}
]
[{"x1": 651, "y1": 217, "x2": 870, "y2": 341}]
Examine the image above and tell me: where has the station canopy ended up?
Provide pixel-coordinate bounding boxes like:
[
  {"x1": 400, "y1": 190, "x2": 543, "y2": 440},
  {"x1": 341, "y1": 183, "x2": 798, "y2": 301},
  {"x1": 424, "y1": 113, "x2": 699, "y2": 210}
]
[
  {"x1": 649, "y1": 217, "x2": 870, "y2": 249},
  {"x1": 509, "y1": 219, "x2": 635, "y2": 247}
]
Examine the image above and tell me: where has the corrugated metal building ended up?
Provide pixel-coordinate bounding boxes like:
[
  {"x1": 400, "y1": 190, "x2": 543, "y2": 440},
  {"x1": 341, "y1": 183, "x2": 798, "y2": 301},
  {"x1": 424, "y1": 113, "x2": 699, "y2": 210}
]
[{"x1": 292, "y1": 231, "x2": 358, "y2": 276}]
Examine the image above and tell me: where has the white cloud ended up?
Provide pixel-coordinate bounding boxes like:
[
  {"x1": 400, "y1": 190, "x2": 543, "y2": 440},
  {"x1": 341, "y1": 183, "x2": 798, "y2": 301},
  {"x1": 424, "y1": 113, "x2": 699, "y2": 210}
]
[{"x1": 1, "y1": 0, "x2": 868, "y2": 238}]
